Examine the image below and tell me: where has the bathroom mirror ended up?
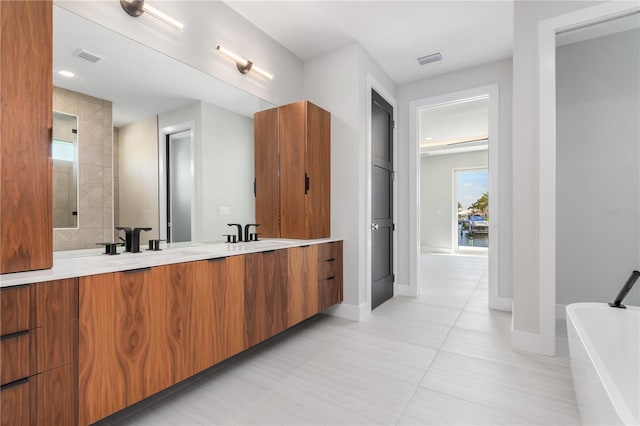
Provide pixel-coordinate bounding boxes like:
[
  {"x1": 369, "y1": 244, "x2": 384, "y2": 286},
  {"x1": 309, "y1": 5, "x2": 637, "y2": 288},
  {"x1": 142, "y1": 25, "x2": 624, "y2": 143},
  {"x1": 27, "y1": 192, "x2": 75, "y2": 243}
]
[
  {"x1": 52, "y1": 5, "x2": 274, "y2": 250},
  {"x1": 52, "y1": 111, "x2": 79, "y2": 229}
]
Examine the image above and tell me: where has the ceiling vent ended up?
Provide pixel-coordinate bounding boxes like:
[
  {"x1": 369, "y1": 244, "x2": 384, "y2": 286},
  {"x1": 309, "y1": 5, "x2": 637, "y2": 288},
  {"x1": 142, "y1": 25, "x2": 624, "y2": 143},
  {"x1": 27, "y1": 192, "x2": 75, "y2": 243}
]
[
  {"x1": 75, "y1": 49, "x2": 104, "y2": 63},
  {"x1": 417, "y1": 51, "x2": 442, "y2": 66}
]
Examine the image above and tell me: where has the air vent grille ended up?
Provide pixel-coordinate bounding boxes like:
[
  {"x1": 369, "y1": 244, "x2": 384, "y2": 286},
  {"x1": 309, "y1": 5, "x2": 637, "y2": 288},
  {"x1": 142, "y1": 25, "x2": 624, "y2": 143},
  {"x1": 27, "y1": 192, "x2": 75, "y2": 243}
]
[
  {"x1": 75, "y1": 49, "x2": 103, "y2": 63},
  {"x1": 416, "y1": 51, "x2": 442, "y2": 66}
]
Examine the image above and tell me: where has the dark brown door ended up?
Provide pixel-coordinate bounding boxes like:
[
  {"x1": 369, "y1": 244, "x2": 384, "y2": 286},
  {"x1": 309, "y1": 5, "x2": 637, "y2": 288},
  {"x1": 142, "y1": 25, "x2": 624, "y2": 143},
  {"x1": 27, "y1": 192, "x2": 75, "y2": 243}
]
[{"x1": 371, "y1": 90, "x2": 394, "y2": 310}]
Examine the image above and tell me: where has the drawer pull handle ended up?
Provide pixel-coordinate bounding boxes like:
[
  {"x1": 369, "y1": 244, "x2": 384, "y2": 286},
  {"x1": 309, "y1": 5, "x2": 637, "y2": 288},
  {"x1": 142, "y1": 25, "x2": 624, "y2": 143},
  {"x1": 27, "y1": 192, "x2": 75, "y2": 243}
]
[
  {"x1": 123, "y1": 267, "x2": 152, "y2": 274},
  {"x1": 300, "y1": 245, "x2": 310, "y2": 248},
  {"x1": 1, "y1": 329, "x2": 29, "y2": 340},
  {"x1": 263, "y1": 250, "x2": 276, "y2": 254},
  {"x1": 325, "y1": 258, "x2": 336, "y2": 262},
  {"x1": 207, "y1": 257, "x2": 227, "y2": 262},
  {"x1": 1, "y1": 377, "x2": 29, "y2": 391},
  {"x1": 327, "y1": 275, "x2": 336, "y2": 280}
]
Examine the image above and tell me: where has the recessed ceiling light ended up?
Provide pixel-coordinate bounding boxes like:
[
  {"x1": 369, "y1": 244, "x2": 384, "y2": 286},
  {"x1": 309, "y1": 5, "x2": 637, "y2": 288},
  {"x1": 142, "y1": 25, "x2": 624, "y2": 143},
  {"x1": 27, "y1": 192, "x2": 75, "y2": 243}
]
[{"x1": 58, "y1": 70, "x2": 75, "y2": 78}]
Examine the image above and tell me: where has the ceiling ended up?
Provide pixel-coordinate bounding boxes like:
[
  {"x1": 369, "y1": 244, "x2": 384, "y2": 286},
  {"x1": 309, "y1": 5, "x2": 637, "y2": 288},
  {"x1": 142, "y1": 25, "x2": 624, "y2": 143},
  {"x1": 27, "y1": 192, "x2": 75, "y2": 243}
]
[{"x1": 225, "y1": 1, "x2": 514, "y2": 84}]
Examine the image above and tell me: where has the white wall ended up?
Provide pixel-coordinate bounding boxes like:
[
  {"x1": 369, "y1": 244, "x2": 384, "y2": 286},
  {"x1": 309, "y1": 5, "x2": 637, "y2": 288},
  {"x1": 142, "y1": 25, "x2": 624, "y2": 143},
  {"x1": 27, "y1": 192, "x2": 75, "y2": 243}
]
[
  {"x1": 55, "y1": 1, "x2": 303, "y2": 106},
  {"x1": 158, "y1": 101, "x2": 254, "y2": 243},
  {"x1": 556, "y1": 28, "x2": 640, "y2": 307},
  {"x1": 302, "y1": 43, "x2": 396, "y2": 319},
  {"x1": 397, "y1": 58, "x2": 513, "y2": 299},
  {"x1": 420, "y1": 151, "x2": 488, "y2": 251},
  {"x1": 511, "y1": 1, "x2": 605, "y2": 343},
  {"x1": 198, "y1": 102, "x2": 254, "y2": 242}
]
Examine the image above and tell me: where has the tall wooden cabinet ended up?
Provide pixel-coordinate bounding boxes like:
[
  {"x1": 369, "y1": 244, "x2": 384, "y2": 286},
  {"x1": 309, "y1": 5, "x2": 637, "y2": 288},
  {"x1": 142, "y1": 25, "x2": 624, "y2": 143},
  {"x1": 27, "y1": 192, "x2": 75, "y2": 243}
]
[
  {"x1": 0, "y1": 0, "x2": 53, "y2": 273},
  {"x1": 254, "y1": 101, "x2": 330, "y2": 239}
]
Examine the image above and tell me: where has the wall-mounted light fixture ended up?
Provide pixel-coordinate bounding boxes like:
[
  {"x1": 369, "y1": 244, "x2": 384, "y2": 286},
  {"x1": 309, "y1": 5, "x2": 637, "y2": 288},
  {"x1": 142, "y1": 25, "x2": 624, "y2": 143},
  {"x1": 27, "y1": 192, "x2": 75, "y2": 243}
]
[
  {"x1": 216, "y1": 45, "x2": 274, "y2": 80},
  {"x1": 120, "y1": 0, "x2": 185, "y2": 32}
]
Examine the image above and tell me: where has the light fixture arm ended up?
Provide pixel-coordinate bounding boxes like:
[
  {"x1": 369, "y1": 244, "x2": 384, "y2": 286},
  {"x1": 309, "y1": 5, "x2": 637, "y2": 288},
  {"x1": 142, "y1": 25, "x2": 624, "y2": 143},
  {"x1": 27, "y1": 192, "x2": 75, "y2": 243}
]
[{"x1": 237, "y1": 61, "x2": 253, "y2": 75}]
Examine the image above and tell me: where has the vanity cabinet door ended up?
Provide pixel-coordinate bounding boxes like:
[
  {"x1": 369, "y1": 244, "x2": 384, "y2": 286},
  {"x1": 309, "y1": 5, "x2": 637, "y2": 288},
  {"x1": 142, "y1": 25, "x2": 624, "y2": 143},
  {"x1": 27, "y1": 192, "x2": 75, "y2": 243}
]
[
  {"x1": 244, "y1": 251, "x2": 287, "y2": 347},
  {"x1": 0, "y1": 0, "x2": 53, "y2": 273},
  {"x1": 192, "y1": 256, "x2": 245, "y2": 374},
  {"x1": 79, "y1": 268, "x2": 166, "y2": 425},
  {"x1": 286, "y1": 245, "x2": 319, "y2": 327},
  {"x1": 254, "y1": 101, "x2": 330, "y2": 240}
]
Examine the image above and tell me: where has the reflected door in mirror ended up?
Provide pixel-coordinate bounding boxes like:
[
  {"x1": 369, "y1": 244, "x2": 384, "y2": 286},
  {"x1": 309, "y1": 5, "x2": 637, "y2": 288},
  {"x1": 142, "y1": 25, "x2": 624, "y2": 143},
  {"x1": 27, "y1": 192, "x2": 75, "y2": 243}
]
[{"x1": 52, "y1": 111, "x2": 78, "y2": 229}]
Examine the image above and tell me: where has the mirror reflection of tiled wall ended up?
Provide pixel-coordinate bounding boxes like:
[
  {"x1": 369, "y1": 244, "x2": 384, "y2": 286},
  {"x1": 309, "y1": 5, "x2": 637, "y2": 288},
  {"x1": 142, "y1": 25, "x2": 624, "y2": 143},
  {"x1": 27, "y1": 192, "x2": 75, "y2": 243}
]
[{"x1": 53, "y1": 87, "x2": 114, "y2": 250}]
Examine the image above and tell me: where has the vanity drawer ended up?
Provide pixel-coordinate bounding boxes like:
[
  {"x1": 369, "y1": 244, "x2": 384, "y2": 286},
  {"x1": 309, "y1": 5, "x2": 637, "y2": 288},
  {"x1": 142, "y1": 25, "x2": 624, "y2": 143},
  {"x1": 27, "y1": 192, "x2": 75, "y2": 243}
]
[
  {"x1": 1, "y1": 286, "x2": 30, "y2": 336},
  {"x1": 318, "y1": 276, "x2": 342, "y2": 312},
  {"x1": 317, "y1": 242, "x2": 342, "y2": 280},
  {"x1": 1, "y1": 378, "x2": 30, "y2": 426},
  {"x1": 32, "y1": 320, "x2": 78, "y2": 374},
  {"x1": 1, "y1": 332, "x2": 30, "y2": 385}
]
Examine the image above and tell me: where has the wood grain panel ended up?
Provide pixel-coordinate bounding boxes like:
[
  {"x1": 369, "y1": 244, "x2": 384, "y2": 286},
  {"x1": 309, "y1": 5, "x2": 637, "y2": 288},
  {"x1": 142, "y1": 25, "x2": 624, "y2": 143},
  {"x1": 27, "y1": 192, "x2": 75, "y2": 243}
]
[
  {"x1": 32, "y1": 320, "x2": 77, "y2": 375},
  {"x1": 318, "y1": 277, "x2": 341, "y2": 312},
  {"x1": 33, "y1": 363, "x2": 77, "y2": 426},
  {"x1": 0, "y1": 333, "x2": 30, "y2": 385},
  {"x1": 212, "y1": 256, "x2": 245, "y2": 361},
  {"x1": 305, "y1": 102, "x2": 331, "y2": 239},
  {"x1": 254, "y1": 107, "x2": 280, "y2": 238},
  {"x1": 31, "y1": 278, "x2": 78, "y2": 327},
  {"x1": 79, "y1": 273, "x2": 128, "y2": 425},
  {"x1": 156, "y1": 263, "x2": 194, "y2": 384},
  {"x1": 0, "y1": 286, "x2": 30, "y2": 335},
  {"x1": 191, "y1": 262, "x2": 217, "y2": 374},
  {"x1": 286, "y1": 245, "x2": 319, "y2": 327},
  {"x1": 279, "y1": 102, "x2": 307, "y2": 239},
  {"x1": 0, "y1": 379, "x2": 30, "y2": 426},
  {"x1": 244, "y1": 252, "x2": 287, "y2": 347},
  {"x1": 0, "y1": 0, "x2": 53, "y2": 273}
]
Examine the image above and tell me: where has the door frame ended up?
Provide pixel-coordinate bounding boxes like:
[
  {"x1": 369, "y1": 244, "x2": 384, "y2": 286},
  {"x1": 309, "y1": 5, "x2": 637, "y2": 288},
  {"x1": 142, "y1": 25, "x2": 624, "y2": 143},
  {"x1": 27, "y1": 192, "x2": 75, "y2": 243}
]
[
  {"x1": 538, "y1": 1, "x2": 640, "y2": 355},
  {"x1": 409, "y1": 84, "x2": 507, "y2": 310},
  {"x1": 366, "y1": 75, "x2": 398, "y2": 314},
  {"x1": 158, "y1": 120, "x2": 196, "y2": 242}
]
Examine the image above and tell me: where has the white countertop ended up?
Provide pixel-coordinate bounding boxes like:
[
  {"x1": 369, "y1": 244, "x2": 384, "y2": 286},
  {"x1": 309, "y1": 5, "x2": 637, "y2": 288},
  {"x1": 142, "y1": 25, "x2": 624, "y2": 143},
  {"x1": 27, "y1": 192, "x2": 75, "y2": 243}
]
[{"x1": 0, "y1": 238, "x2": 341, "y2": 288}]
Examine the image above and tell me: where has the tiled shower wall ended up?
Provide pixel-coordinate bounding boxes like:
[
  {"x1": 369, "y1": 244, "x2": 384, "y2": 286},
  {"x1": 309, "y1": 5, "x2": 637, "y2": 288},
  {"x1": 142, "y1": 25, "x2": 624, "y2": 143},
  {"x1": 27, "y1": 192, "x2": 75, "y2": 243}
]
[{"x1": 53, "y1": 87, "x2": 114, "y2": 250}]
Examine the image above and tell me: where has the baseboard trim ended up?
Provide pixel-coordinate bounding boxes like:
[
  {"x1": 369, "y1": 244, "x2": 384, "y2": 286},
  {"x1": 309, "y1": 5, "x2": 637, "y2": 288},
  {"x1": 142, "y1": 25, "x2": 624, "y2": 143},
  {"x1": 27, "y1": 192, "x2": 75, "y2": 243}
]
[
  {"x1": 511, "y1": 328, "x2": 556, "y2": 356},
  {"x1": 324, "y1": 301, "x2": 370, "y2": 322},
  {"x1": 489, "y1": 296, "x2": 512, "y2": 312},
  {"x1": 395, "y1": 283, "x2": 415, "y2": 297}
]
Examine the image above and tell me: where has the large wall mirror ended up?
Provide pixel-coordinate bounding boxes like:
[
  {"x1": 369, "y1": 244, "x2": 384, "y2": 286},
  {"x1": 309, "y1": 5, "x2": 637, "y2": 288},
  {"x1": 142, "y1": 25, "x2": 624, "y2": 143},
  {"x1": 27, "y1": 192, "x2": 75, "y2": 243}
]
[{"x1": 52, "y1": 5, "x2": 274, "y2": 251}]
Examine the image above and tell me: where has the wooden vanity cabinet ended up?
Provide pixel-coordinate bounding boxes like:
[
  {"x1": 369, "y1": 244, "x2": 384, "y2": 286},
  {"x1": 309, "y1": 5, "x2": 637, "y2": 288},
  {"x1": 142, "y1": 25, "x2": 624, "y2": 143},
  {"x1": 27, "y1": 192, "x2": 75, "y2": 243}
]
[
  {"x1": 286, "y1": 245, "x2": 319, "y2": 327},
  {"x1": 0, "y1": 0, "x2": 53, "y2": 273},
  {"x1": 243, "y1": 251, "x2": 288, "y2": 347},
  {"x1": 192, "y1": 256, "x2": 245, "y2": 373},
  {"x1": 317, "y1": 241, "x2": 344, "y2": 311},
  {"x1": 0, "y1": 279, "x2": 78, "y2": 426},
  {"x1": 254, "y1": 101, "x2": 330, "y2": 239}
]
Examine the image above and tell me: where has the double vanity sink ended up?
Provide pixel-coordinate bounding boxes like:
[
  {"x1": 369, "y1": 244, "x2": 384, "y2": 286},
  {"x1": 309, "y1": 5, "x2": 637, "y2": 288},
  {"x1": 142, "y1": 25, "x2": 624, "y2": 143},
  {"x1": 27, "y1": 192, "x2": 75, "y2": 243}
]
[{"x1": 1, "y1": 238, "x2": 335, "y2": 287}]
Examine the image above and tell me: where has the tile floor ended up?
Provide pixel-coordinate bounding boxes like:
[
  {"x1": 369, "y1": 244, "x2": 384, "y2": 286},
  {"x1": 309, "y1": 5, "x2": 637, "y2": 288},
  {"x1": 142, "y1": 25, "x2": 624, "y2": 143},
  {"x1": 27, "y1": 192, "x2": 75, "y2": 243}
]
[{"x1": 103, "y1": 253, "x2": 581, "y2": 426}]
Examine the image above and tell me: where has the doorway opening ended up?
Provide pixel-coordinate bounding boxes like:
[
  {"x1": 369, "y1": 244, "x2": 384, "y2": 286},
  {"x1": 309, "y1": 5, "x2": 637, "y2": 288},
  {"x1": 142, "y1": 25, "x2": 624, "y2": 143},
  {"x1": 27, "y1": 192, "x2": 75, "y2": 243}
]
[
  {"x1": 166, "y1": 130, "x2": 192, "y2": 243},
  {"x1": 410, "y1": 84, "x2": 503, "y2": 310}
]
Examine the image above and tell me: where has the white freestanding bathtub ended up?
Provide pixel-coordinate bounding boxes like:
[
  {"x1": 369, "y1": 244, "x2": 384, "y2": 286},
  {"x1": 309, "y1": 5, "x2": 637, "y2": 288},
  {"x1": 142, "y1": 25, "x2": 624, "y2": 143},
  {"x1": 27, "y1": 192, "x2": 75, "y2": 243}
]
[{"x1": 566, "y1": 303, "x2": 639, "y2": 425}]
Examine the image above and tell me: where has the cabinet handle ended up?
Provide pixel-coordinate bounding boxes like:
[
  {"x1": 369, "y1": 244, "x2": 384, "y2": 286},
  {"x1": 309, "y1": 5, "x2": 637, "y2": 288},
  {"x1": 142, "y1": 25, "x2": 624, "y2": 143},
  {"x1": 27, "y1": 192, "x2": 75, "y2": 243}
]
[
  {"x1": 253, "y1": 179, "x2": 256, "y2": 197},
  {"x1": 327, "y1": 275, "x2": 336, "y2": 280},
  {"x1": 300, "y1": 245, "x2": 310, "y2": 248},
  {"x1": 123, "y1": 267, "x2": 151, "y2": 274},
  {"x1": 207, "y1": 257, "x2": 227, "y2": 262},
  {"x1": 325, "y1": 258, "x2": 336, "y2": 262},
  {"x1": 1, "y1": 377, "x2": 29, "y2": 391},
  {"x1": 305, "y1": 174, "x2": 310, "y2": 194},
  {"x1": 263, "y1": 249, "x2": 276, "y2": 254},
  {"x1": 0, "y1": 329, "x2": 29, "y2": 340}
]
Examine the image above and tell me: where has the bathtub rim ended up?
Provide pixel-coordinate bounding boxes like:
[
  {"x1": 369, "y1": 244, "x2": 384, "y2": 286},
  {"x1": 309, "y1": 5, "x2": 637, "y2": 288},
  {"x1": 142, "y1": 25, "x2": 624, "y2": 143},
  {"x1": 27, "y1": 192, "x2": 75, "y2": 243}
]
[{"x1": 566, "y1": 302, "x2": 639, "y2": 426}]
